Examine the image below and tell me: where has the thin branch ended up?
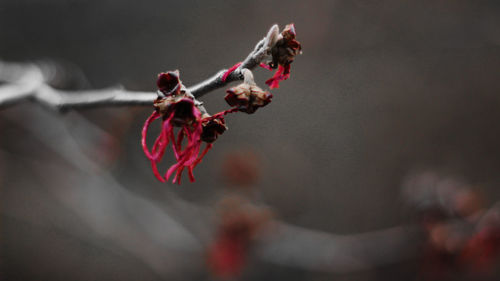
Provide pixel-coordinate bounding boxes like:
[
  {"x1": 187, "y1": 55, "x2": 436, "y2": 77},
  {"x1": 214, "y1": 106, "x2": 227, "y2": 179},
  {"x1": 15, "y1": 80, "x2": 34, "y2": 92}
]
[
  {"x1": 189, "y1": 24, "x2": 278, "y2": 98},
  {"x1": 0, "y1": 24, "x2": 278, "y2": 111}
]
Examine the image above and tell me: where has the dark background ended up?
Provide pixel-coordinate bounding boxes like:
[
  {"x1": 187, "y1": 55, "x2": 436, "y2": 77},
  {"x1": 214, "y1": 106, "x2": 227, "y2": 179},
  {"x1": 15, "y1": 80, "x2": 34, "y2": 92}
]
[{"x1": 1, "y1": 1, "x2": 500, "y2": 280}]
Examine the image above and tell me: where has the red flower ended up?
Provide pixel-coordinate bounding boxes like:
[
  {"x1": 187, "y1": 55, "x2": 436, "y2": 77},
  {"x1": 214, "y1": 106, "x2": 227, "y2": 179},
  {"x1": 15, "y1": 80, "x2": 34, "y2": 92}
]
[
  {"x1": 142, "y1": 71, "x2": 212, "y2": 184},
  {"x1": 262, "y1": 23, "x2": 302, "y2": 89}
]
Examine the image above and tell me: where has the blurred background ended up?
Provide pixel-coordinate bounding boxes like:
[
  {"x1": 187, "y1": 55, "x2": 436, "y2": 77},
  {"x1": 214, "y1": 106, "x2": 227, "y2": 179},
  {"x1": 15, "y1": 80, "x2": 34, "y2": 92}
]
[{"x1": 1, "y1": 0, "x2": 500, "y2": 280}]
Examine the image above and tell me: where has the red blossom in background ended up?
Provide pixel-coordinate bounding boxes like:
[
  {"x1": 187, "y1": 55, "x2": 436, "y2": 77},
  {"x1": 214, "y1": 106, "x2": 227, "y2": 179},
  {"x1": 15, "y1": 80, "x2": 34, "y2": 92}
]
[
  {"x1": 207, "y1": 197, "x2": 272, "y2": 279},
  {"x1": 459, "y1": 226, "x2": 500, "y2": 272},
  {"x1": 222, "y1": 150, "x2": 260, "y2": 188},
  {"x1": 412, "y1": 182, "x2": 500, "y2": 280},
  {"x1": 262, "y1": 23, "x2": 302, "y2": 89},
  {"x1": 459, "y1": 208, "x2": 500, "y2": 273}
]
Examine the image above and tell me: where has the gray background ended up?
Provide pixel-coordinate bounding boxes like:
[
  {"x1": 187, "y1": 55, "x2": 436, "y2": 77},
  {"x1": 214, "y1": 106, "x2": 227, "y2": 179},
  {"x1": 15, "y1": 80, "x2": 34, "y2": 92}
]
[{"x1": 1, "y1": 1, "x2": 500, "y2": 280}]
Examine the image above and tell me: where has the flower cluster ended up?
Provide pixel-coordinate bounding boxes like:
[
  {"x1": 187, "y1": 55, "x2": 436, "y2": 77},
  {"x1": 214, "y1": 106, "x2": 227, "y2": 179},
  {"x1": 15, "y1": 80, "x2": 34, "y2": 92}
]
[
  {"x1": 142, "y1": 24, "x2": 301, "y2": 184},
  {"x1": 406, "y1": 173, "x2": 500, "y2": 279},
  {"x1": 262, "y1": 23, "x2": 302, "y2": 89},
  {"x1": 142, "y1": 71, "x2": 215, "y2": 184}
]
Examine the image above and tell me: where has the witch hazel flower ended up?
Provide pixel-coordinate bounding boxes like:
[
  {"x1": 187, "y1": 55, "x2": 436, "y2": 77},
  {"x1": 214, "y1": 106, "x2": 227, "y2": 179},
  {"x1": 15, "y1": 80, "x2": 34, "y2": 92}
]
[
  {"x1": 142, "y1": 70, "x2": 214, "y2": 184},
  {"x1": 261, "y1": 23, "x2": 302, "y2": 89},
  {"x1": 140, "y1": 24, "x2": 302, "y2": 184},
  {"x1": 225, "y1": 69, "x2": 272, "y2": 114}
]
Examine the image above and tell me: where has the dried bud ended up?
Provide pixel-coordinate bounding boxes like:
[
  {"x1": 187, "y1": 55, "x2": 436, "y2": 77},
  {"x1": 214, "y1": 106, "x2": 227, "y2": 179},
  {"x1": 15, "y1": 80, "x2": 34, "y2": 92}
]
[
  {"x1": 201, "y1": 115, "x2": 228, "y2": 143},
  {"x1": 143, "y1": 70, "x2": 212, "y2": 184},
  {"x1": 270, "y1": 24, "x2": 301, "y2": 68},
  {"x1": 263, "y1": 23, "x2": 302, "y2": 89},
  {"x1": 157, "y1": 70, "x2": 181, "y2": 96},
  {"x1": 154, "y1": 70, "x2": 204, "y2": 127},
  {"x1": 154, "y1": 94, "x2": 199, "y2": 127},
  {"x1": 225, "y1": 83, "x2": 272, "y2": 114}
]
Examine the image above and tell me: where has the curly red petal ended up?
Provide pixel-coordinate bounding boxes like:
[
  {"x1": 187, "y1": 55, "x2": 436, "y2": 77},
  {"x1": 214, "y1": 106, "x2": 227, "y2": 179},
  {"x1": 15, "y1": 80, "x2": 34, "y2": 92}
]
[
  {"x1": 141, "y1": 111, "x2": 161, "y2": 161},
  {"x1": 143, "y1": 101, "x2": 216, "y2": 184},
  {"x1": 163, "y1": 105, "x2": 204, "y2": 184},
  {"x1": 265, "y1": 64, "x2": 290, "y2": 89}
]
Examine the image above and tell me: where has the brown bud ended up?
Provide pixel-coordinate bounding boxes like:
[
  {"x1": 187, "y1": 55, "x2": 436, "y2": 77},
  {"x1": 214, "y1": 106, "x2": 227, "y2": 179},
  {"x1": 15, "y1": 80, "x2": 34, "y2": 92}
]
[
  {"x1": 225, "y1": 83, "x2": 272, "y2": 114},
  {"x1": 157, "y1": 70, "x2": 181, "y2": 96},
  {"x1": 201, "y1": 116, "x2": 227, "y2": 143},
  {"x1": 269, "y1": 23, "x2": 302, "y2": 68},
  {"x1": 154, "y1": 94, "x2": 200, "y2": 126}
]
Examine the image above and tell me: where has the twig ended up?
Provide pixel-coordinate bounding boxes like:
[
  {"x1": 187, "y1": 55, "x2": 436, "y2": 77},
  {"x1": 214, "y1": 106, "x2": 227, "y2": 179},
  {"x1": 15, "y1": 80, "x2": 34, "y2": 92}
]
[
  {"x1": 0, "y1": 25, "x2": 279, "y2": 111},
  {"x1": 189, "y1": 24, "x2": 278, "y2": 98}
]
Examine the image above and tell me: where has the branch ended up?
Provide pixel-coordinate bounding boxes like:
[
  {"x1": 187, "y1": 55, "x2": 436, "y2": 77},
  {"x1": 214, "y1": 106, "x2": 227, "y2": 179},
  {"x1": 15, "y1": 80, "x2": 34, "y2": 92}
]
[
  {"x1": 5, "y1": 103, "x2": 499, "y2": 274},
  {"x1": 0, "y1": 24, "x2": 279, "y2": 111},
  {"x1": 189, "y1": 24, "x2": 278, "y2": 98},
  {"x1": 255, "y1": 222, "x2": 424, "y2": 273}
]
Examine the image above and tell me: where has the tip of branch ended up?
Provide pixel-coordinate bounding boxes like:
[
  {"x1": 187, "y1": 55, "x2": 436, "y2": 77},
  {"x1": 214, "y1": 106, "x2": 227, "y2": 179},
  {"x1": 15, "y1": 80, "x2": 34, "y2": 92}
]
[{"x1": 266, "y1": 24, "x2": 280, "y2": 49}]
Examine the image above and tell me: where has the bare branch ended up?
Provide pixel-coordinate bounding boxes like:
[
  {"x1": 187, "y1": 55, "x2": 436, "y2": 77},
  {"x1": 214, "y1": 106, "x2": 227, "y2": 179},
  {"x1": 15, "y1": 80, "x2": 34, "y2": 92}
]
[
  {"x1": 0, "y1": 24, "x2": 278, "y2": 111},
  {"x1": 188, "y1": 27, "x2": 274, "y2": 98},
  {"x1": 34, "y1": 86, "x2": 155, "y2": 110}
]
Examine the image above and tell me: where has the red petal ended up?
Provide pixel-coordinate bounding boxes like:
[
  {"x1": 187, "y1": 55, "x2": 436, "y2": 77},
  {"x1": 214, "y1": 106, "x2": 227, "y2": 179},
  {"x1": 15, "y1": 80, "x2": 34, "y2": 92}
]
[
  {"x1": 259, "y1": 63, "x2": 273, "y2": 71},
  {"x1": 265, "y1": 65, "x2": 290, "y2": 89},
  {"x1": 141, "y1": 111, "x2": 160, "y2": 161}
]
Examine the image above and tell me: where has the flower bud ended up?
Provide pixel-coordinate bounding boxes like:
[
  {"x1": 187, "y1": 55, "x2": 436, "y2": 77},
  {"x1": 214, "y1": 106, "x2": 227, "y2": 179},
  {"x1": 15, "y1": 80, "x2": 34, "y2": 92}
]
[
  {"x1": 156, "y1": 70, "x2": 181, "y2": 96},
  {"x1": 225, "y1": 83, "x2": 272, "y2": 114},
  {"x1": 201, "y1": 115, "x2": 228, "y2": 143}
]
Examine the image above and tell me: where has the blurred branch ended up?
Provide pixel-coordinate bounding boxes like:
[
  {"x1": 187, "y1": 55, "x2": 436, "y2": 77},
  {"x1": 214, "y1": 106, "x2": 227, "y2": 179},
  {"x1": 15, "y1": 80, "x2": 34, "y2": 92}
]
[
  {"x1": 255, "y1": 222, "x2": 424, "y2": 273},
  {"x1": 4, "y1": 105, "x2": 426, "y2": 274},
  {"x1": 6, "y1": 104, "x2": 500, "y2": 274},
  {"x1": 0, "y1": 105, "x2": 469, "y2": 274},
  {"x1": 0, "y1": 61, "x2": 154, "y2": 110},
  {"x1": 0, "y1": 25, "x2": 278, "y2": 111},
  {"x1": 2, "y1": 107, "x2": 208, "y2": 277},
  {"x1": 5, "y1": 103, "x2": 500, "y2": 274}
]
